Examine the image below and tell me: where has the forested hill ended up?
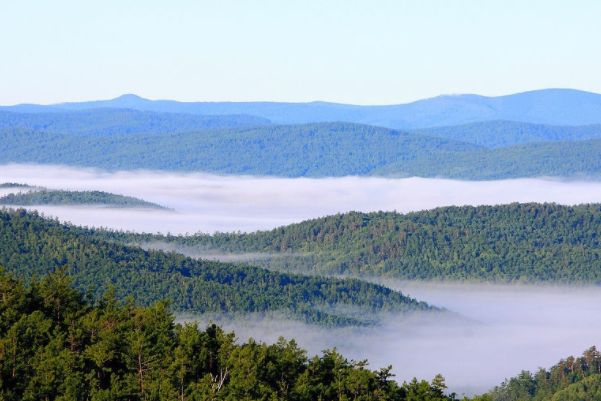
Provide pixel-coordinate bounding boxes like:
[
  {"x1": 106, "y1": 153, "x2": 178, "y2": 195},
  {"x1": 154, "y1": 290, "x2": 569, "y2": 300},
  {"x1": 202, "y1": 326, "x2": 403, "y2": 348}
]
[
  {"x1": 0, "y1": 208, "x2": 437, "y2": 326},
  {"x1": 487, "y1": 346, "x2": 601, "y2": 401},
  {"x1": 413, "y1": 120, "x2": 601, "y2": 148},
  {"x1": 5, "y1": 124, "x2": 601, "y2": 179},
  {"x1": 0, "y1": 269, "x2": 453, "y2": 401},
  {"x1": 0, "y1": 182, "x2": 35, "y2": 188},
  {"x1": 5, "y1": 88, "x2": 601, "y2": 128},
  {"x1": 0, "y1": 108, "x2": 271, "y2": 134},
  {"x1": 0, "y1": 189, "x2": 170, "y2": 209},
  {"x1": 0, "y1": 124, "x2": 481, "y2": 177},
  {"x1": 107, "y1": 203, "x2": 601, "y2": 283},
  {"x1": 372, "y1": 137, "x2": 601, "y2": 180}
]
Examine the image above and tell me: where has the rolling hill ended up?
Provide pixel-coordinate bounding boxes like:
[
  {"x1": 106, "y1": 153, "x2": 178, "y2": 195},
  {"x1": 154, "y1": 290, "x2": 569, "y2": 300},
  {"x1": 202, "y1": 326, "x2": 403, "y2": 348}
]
[
  {"x1": 0, "y1": 108, "x2": 270, "y2": 135},
  {"x1": 0, "y1": 123, "x2": 481, "y2": 177},
  {"x1": 102, "y1": 203, "x2": 601, "y2": 284},
  {"x1": 0, "y1": 188, "x2": 170, "y2": 209},
  {"x1": 0, "y1": 208, "x2": 437, "y2": 326},
  {"x1": 3, "y1": 123, "x2": 601, "y2": 179},
  {"x1": 413, "y1": 120, "x2": 601, "y2": 148}
]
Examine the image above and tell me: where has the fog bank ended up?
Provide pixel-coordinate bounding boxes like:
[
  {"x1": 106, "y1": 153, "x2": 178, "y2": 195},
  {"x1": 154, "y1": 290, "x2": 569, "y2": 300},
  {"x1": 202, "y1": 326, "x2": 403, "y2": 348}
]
[
  {"x1": 2, "y1": 164, "x2": 601, "y2": 233},
  {"x1": 3, "y1": 164, "x2": 601, "y2": 394},
  {"x1": 187, "y1": 283, "x2": 601, "y2": 396}
]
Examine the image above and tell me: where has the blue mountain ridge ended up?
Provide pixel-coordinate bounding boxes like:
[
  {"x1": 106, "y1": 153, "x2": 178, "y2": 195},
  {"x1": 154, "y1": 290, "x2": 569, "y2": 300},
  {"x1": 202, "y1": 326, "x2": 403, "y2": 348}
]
[{"x1": 3, "y1": 88, "x2": 600, "y2": 129}]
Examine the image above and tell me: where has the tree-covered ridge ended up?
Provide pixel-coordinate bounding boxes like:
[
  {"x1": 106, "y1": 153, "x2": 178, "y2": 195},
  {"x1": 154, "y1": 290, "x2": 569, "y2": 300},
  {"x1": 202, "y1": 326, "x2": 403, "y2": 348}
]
[
  {"x1": 373, "y1": 137, "x2": 601, "y2": 180},
  {"x1": 0, "y1": 269, "x2": 454, "y2": 401},
  {"x1": 0, "y1": 189, "x2": 170, "y2": 209},
  {"x1": 108, "y1": 203, "x2": 601, "y2": 283},
  {"x1": 487, "y1": 346, "x2": 601, "y2": 401},
  {"x1": 0, "y1": 208, "x2": 437, "y2": 326},
  {"x1": 0, "y1": 124, "x2": 479, "y2": 176},
  {"x1": 0, "y1": 108, "x2": 271, "y2": 135},
  {"x1": 0, "y1": 182, "x2": 37, "y2": 188},
  {"x1": 413, "y1": 120, "x2": 601, "y2": 148},
  {"x1": 4, "y1": 123, "x2": 601, "y2": 179}
]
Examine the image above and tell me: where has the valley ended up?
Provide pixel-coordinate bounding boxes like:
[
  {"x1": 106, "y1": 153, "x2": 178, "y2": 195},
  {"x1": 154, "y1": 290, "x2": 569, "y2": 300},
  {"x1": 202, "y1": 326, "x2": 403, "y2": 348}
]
[{"x1": 3, "y1": 89, "x2": 601, "y2": 398}]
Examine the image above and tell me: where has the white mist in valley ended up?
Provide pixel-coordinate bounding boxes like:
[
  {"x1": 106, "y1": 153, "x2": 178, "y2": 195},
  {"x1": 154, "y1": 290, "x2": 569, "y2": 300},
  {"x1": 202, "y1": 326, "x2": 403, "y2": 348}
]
[
  {"x1": 3, "y1": 164, "x2": 601, "y2": 234},
  {"x1": 3, "y1": 164, "x2": 601, "y2": 394},
  {"x1": 190, "y1": 283, "x2": 601, "y2": 396}
]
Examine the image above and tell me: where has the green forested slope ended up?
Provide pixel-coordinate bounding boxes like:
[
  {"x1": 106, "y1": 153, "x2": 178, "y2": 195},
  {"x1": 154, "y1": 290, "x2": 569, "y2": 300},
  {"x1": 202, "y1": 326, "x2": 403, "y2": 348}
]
[
  {"x1": 413, "y1": 120, "x2": 601, "y2": 148},
  {"x1": 0, "y1": 269, "x2": 453, "y2": 401},
  {"x1": 107, "y1": 203, "x2": 601, "y2": 283},
  {"x1": 0, "y1": 209, "x2": 435, "y2": 326},
  {"x1": 0, "y1": 124, "x2": 480, "y2": 176},
  {"x1": 374, "y1": 137, "x2": 601, "y2": 179},
  {"x1": 487, "y1": 347, "x2": 601, "y2": 401},
  {"x1": 0, "y1": 108, "x2": 271, "y2": 134},
  {"x1": 3, "y1": 123, "x2": 601, "y2": 178},
  {"x1": 0, "y1": 189, "x2": 169, "y2": 209}
]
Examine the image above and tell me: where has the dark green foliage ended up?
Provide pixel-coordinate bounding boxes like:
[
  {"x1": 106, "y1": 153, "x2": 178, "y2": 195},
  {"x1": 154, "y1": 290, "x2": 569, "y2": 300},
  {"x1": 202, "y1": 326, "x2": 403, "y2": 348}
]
[
  {"x1": 413, "y1": 120, "x2": 601, "y2": 148},
  {"x1": 0, "y1": 208, "x2": 436, "y2": 326},
  {"x1": 486, "y1": 347, "x2": 601, "y2": 401},
  {"x1": 552, "y1": 374, "x2": 601, "y2": 401},
  {"x1": 111, "y1": 203, "x2": 601, "y2": 283},
  {"x1": 0, "y1": 189, "x2": 169, "y2": 209},
  {"x1": 0, "y1": 108, "x2": 271, "y2": 135},
  {"x1": 0, "y1": 269, "x2": 454, "y2": 400}
]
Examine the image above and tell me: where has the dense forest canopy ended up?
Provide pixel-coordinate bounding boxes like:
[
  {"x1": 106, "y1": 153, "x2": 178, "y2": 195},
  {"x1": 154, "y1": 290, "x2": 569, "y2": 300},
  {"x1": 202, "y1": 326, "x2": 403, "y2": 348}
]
[
  {"x1": 412, "y1": 120, "x2": 601, "y2": 148},
  {"x1": 101, "y1": 203, "x2": 601, "y2": 284},
  {"x1": 0, "y1": 123, "x2": 482, "y2": 177},
  {"x1": 3, "y1": 122, "x2": 601, "y2": 179},
  {"x1": 0, "y1": 269, "x2": 454, "y2": 401},
  {"x1": 0, "y1": 189, "x2": 169, "y2": 209},
  {"x1": 0, "y1": 108, "x2": 271, "y2": 134},
  {"x1": 0, "y1": 208, "x2": 437, "y2": 326},
  {"x1": 2, "y1": 267, "x2": 599, "y2": 400},
  {"x1": 488, "y1": 346, "x2": 601, "y2": 401}
]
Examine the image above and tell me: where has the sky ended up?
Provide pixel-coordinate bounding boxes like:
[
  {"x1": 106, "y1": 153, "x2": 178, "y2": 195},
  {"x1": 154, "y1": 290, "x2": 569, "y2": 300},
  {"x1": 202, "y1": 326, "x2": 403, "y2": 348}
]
[{"x1": 2, "y1": 0, "x2": 601, "y2": 105}]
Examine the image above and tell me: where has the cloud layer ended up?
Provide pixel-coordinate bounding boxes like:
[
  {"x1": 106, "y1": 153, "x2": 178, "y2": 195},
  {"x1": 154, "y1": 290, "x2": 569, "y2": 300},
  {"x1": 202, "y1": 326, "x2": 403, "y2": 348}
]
[
  {"x1": 193, "y1": 283, "x2": 601, "y2": 396},
  {"x1": 2, "y1": 164, "x2": 601, "y2": 395},
  {"x1": 2, "y1": 164, "x2": 601, "y2": 234}
]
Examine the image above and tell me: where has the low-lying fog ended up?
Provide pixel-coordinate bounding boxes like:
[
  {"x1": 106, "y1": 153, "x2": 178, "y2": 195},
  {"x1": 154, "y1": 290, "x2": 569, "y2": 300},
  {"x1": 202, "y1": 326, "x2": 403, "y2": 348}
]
[
  {"x1": 3, "y1": 164, "x2": 601, "y2": 395},
  {"x1": 3, "y1": 164, "x2": 601, "y2": 234},
  {"x1": 192, "y1": 283, "x2": 601, "y2": 396}
]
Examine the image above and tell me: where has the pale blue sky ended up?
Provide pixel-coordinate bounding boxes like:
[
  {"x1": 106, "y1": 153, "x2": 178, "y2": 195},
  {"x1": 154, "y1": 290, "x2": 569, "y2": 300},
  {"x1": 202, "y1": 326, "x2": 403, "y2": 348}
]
[{"x1": 1, "y1": 0, "x2": 600, "y2": 105}]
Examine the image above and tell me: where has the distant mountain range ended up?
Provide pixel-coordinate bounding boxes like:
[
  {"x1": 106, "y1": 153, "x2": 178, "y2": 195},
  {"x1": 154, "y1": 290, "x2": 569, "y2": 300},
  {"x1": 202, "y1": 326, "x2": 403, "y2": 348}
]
[
  {"x1": 3, "y1": 88, "x2": 601, "y2": 180},
  {"x1": 3, "y1": 88, "x2": 601, "y2": 129}
]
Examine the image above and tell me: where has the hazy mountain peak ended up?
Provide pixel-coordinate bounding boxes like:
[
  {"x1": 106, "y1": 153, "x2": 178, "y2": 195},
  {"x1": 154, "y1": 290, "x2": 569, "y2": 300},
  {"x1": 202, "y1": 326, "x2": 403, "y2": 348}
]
[
  {"x1": 107, "y1": 94, "x2": 150, "y2": 107},
  {"x1": 113, "y1": 94, "x2": 146, "y2": 101}
]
